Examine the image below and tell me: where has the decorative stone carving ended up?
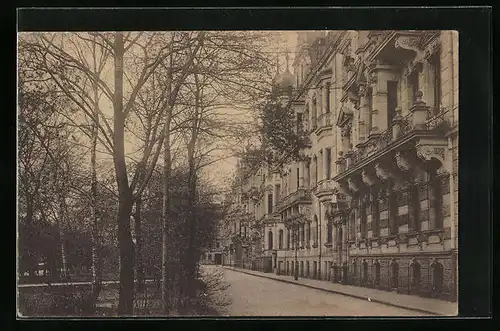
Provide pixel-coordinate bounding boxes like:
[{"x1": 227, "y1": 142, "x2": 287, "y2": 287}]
[
  {"x1": 347, "y1": 178, "x2": 359, "y2": 193},
  {"x1": 368, "y1": 71, "x2": 377, "y2": 85},
  {"x1": 375, "y1": 163, "x2": 390, "y2": 181},
  {"x1": 378, "y1": 236, "x2": 389, "y2": 248},
  {"x1": 394, "y1": 35, "x2": 423, "y2": 54},
  {"x1": 436, "y1": 166, "x2": 449, "y2": 177},
  {"x1": 395, "y1": 234, "x2": 408, "y2": 245},
  {"x1": 341, "y1": 124, "x2": 352, "y2": 137},
  {"x1": 416, "y1": 145, "x2": 446, "y2": 166},
  {"x1": 395, "y1": 152, "x2": 411, "y2": 172},
  {"x1": 358, "y1": 82, "x2": 367, "y2": 96},
  {"x1": 361, "y1": 169, "x2": 376, "y2": 186},
  {"x1": 417, "y1": 232, "x2": 428, "y2": 245}
]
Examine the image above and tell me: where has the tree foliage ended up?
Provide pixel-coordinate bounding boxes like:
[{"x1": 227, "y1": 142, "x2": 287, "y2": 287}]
[{"x1": 238, "y1": 96, "x2": 310, "y2": 181}]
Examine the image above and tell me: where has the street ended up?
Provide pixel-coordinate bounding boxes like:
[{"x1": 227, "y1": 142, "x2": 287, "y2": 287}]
[{"x1": 216, "y1": 266, "x2": 422, "y2": 316}]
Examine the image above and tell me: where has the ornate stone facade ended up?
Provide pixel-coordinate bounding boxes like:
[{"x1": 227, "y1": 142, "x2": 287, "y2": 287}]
[{"x1": 229, "y1": 30, "x2": 458, "y2": 302}]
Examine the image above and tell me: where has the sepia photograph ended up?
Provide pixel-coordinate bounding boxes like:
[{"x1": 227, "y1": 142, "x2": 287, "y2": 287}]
[{"x1": 17, "y1": 28, "x2": 459, "y2": 317}]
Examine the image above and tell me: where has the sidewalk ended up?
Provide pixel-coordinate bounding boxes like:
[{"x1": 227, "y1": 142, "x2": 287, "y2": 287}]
[{"x1": 222, "y1": 266, "x2": 457, "y2": 316}]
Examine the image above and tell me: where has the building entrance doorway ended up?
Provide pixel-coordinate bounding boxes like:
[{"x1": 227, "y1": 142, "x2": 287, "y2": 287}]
[{"x1": 214, "y1": 253, "x2": 222, "y2": 265}]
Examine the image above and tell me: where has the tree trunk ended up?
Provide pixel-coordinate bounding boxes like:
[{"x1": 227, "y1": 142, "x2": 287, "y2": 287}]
[
  {"x1": 54, "y1": 196, "x2": 67, "y2": 280},
  {"x1": 161, "y1": 113, "x2": 173, "y2": 313},
  {"x1": 117, "y1": 197, "x2": 135, "y2": 315},
  {"x1": 90, "y1": 74, "x2": 102, "y2": 306},
  {"x1": 183, "y1": 72, "x2": 201, "y2": 302},
  {"x1": 90, "y1": 101, "x2": 102, "y2": 305},
  {"x1": 113, "y1": 32, "x2": 136, "y2": 316},
  {"x1": 25, "y1": 199, "x2": 36, "y2": 277},
  {"x1": 134, "y1": 197, "x2": 145, "y2": 293}
]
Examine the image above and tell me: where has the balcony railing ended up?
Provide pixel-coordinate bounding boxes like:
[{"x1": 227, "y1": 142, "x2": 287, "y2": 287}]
[
  {"x1": 312, "y1": 179, "x2": 337, "y2": 198},
  {"x1": 276, "y1": 188, "x2": 312, "y2": 213},
  {"x1": 336, "y1": 103, "x2": 453, "y2": 175},
  {"x1": 314, "y1": 112, "x2": 332, "y2": 133}
]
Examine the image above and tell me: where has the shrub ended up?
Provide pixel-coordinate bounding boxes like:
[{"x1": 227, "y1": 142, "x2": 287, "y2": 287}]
[{"x1": 18, "y1": 286, "x2": 96, "y2": 317}]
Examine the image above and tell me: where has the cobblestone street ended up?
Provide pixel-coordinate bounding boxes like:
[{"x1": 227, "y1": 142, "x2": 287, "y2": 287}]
[{"x1": 216, "y1": 266, "x2": 422, "y2": 316}]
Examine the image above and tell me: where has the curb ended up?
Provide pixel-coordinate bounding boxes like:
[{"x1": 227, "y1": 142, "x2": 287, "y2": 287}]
[{"x1": 222, "y1": 267, "x2": 443, "y2": 316}]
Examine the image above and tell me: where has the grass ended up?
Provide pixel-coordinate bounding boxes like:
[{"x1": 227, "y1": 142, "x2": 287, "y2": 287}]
[{"x1": 18, "y1": 268, "x2": 231, "y2": 317}]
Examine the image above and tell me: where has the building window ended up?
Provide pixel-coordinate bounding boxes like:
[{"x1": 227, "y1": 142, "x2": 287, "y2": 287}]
[
  {"x1": 297, "y1": 112, "x2": 303, "y2": 132},
  {"x1": 319, "y1": 150, "x2": 324, "y2": 179},
  {"x1": 429, "y1": 52, "x2": 441, "y2": 113},
  {"x1": 275, "y1": 184, "x2": 281, "y2": 202},
  {"x1": 296, "y1": 167, "x2": 300, "y2": 189},
  {"x1": 278, "y1": 230, "x2": 283, "y2": 249},
  {"x1": 388, "y1": 181, "x2": 398, "y2": 235},
  {"x1": 301, "y1": 224, "x2": 306, "y2": 247},
  {"x1": 287, "y1": 229, "x2": 291, "y2": 250},
  {"x1": 367, "y1": 87, "x2": 373, "y2": 132},
  {"x1": 387, "y1": 81, "x2": 398, "y2": 127},
  {"x1": 326, "y1": 148, "x2": 332, "y2": 179},
  {"x1": 314, "y1": 156, "x2": 318, "y2": 185},
  {"x1": 349, "y1": 210, "x2": 356, "y2": 240},
  {"x1": 306, "y1": 261, "x2": 310, "y2": 277},
  {"x1": 304, "y1": 106, "x2": 310, "y2": 131},
  {"x1": 360, "y1": 195, "x2": 368, "y2": 239},
  {"x1": 327, "y1": 222, "x2": 333, "y2": 243},
  {"x1": 268, "y1": 231, "x2": 273, "y2": 250},
  {"x1": 208, "y1": 254, "x2": 212, "y2": 261},
  {"x1": 305, "y1": 162, "x2": 310, "y2": 188},
  {"x1": 431, "y1": 260, "x2": 444, "y2": 293},
  {"x1": 326, "y1": 82, "x2": 331, "y2": 113},
  {"x1": 312, "y1": 99, "x2": 317, "y2": 129},
  {"x1": 390, "y1": 260, "x2": 399, "y2": 289},
  {"x1": 409, "y1": 184, "x2": 421, "y2": 232},
  {"x1": 374, "y1": 260, "x2": 381, "y2": 285},
  {"x1": 307, "y1": 222, "x2": 311, "y2": 245},
  {"x1": 407, "y1": 70, "x2": 419, "y2": 108},
  {"x1": 429, "y1": 174, "x2": 443, "y2": 230},
  {"x1": 362, "y1": 259, "x2": 368, "y2": 284},
  {"x1": 411, "y1": 260, "x2": 421, "y2": 289},
  {"x1": 267, "y1": 194, "x2": 273, "y2": 214},
  {"x1": 313, "y1": 215, "x2": 319, "y2": 244}
]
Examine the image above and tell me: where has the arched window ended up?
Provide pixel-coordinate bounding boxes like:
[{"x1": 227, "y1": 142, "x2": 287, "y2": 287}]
[
  {"x1": 287, "y1": 229, "x2": 291, "y2": 250},
  {"x1": 362, "y1": 259, "x2": 368, "y2": 284},
  {"x1": 306, "y1": 222, "x2": 311, "y2": 245},
  {"x1": 312, "y1": 98, "x2": 318, "y2": 129},
  {"x1": 313, "y1": 156, "x2": 318, "y2": 185},
  {"x1": 313, "y1": 215, "x2": 319, "y2": 245},
  {"x1": 268, "y1": 230, "x2": 273, "y2": 250},
  {"x1": 327, "y1": 222, "x2": 333, "y2": 243},
  {"x1": 305, "y1": 105, "x2": 310, "y2": 132},
  {"x1": 374, "y1": 260, "x2": 381, "y2": 285},
  {"x1": 390, "y1": 259, "x2": 399, "y2": 289},
  {"x1": 337, "y1": 226, "x2": 343, "y2": 248},
  {"x1": 431, "y1": 260, "x2": 444, "y2": 293},
  {"x1": 278, "y1": 230, "x2": 283, "y2": 249},
  {"x1": 411, "y1": 259, "x2": 421, "y2": 289}
]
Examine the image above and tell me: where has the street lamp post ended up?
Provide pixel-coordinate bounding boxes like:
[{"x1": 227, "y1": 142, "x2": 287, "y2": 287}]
[{"x1": 294, "y1": 225, "x2": 298, "y2": 281}]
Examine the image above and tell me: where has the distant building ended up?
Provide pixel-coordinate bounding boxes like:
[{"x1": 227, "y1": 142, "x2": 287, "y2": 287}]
[{"x1": 228, "y1": 31, "x2": 458, "y2": 302}]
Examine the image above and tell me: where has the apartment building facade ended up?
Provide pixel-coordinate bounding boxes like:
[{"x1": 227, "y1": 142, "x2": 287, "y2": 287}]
[{"x1": 226, "y1": 30, "x2": 458, "y2": 302}]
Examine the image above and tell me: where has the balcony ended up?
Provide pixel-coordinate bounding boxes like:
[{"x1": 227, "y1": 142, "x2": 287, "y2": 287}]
[
  {"x1": 334, "y1": 98, "x2": 452, "y2": 181},
  {"x1": 314, "y1": 112, "x2": 333, "y2": 135},
  {"x1": 312, "y1": 179, "x2": 338, "y2": 202},
  {"x1": 260, "y1": 213, "x2": 281, "y2": 225},
  {"x1": 276, "y1": 188, "x2": 312, "y2": 213}
]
